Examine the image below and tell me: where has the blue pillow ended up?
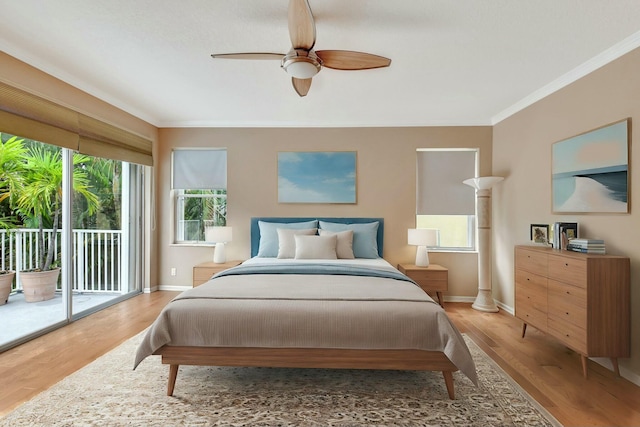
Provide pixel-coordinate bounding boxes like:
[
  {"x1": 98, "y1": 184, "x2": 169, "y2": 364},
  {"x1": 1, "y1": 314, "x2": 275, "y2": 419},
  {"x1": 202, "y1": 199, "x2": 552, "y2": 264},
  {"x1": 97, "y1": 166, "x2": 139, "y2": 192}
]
[
  {"x1": 318, "y1": 221, "x2": 379, "y2": 258},
  {"x1": 257, "y1": 220, "x2": 318, "y2": 257}
]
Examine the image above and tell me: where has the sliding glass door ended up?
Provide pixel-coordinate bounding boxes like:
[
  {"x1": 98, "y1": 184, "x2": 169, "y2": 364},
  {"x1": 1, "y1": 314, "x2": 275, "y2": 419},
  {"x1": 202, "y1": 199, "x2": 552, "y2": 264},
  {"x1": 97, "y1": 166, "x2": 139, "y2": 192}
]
[{"x1": 0, "y1": 133, "x2": 145, "y2": 350}]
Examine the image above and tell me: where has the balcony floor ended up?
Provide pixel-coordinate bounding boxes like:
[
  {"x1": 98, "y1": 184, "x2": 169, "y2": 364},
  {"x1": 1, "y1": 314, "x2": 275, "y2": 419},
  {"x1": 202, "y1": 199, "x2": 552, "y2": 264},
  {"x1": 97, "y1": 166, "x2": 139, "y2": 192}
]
[{"x1": 1, "y1": 291, "x2": 120, "y2": 347}]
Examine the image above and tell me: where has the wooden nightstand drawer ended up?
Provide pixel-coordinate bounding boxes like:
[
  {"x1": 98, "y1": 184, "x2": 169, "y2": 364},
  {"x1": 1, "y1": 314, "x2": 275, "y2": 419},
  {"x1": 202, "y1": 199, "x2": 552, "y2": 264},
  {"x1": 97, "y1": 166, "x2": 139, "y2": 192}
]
[
  {"x1": 193, "y1": 260, "x2": 242, "y2": 287},
  {"x1": 397, "y1": 263, "x2": 448, "y2": 307}
]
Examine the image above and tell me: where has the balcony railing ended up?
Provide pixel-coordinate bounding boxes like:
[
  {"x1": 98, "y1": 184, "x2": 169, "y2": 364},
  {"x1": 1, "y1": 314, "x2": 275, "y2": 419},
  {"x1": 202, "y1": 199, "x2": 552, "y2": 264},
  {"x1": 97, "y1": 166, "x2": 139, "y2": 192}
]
[{"x1": 0, "y1": 228, "x2": 123, "y2": 294}]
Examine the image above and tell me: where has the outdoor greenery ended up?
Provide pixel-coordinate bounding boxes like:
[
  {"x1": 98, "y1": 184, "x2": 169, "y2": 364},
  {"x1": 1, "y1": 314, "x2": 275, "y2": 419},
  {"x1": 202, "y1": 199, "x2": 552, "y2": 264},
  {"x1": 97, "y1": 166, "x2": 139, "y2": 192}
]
[{"x1": 0, "y1": 133, "x2": 122, "y2": 271}]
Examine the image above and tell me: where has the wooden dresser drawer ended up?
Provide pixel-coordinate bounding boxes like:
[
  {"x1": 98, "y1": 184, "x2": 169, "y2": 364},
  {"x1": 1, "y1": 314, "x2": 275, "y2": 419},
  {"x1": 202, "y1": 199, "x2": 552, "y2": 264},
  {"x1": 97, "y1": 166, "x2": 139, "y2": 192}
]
[
  {"x1": 515, "y1": 272, "x2": 548, "y2": 332},
  {"x1": 515, "y1": 268, "x2": 547, "y2": 289},
  {"x1": 548, "y1": 279, "x2": 587, "y2": 329},
  {"x1": 515, "y1": 248, "x2": 548, "y2": 275},
  {"x1": 548, "y1": 314, "x2": 587, "y2": 353},
  {"x1": 548, "y1": 255, "x2": 587, "y2": 288},
  {"x1": 515, "y1": 294, "x2": 547, "y2": 332}
]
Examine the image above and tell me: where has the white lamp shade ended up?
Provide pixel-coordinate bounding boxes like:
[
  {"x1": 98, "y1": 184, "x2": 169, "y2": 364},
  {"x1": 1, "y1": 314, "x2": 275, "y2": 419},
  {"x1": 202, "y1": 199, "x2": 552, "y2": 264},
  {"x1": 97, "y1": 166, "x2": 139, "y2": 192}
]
[
  {"x1": 462, "y1": 176, "x2": 504, "y2": 190},
  {"x1": 407, "y1": 228, "x2": 438, "y2": 247},
  {"x1": 408, "y1": 228, "x2": 438, "y2": 267},
  {"x1": 205, "y1": 226, "x2": 232, "y2": 243}
]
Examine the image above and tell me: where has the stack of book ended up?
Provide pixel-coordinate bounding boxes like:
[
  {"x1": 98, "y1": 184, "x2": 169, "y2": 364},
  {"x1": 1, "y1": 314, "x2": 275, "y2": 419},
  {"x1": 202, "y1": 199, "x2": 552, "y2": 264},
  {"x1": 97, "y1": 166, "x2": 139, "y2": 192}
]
[
  {"x1": 566, "y1": 238, "x2": 606, "y2": 254},
  {"x1": 553, "y1": 222, "x2": 578, "y2": 250}
]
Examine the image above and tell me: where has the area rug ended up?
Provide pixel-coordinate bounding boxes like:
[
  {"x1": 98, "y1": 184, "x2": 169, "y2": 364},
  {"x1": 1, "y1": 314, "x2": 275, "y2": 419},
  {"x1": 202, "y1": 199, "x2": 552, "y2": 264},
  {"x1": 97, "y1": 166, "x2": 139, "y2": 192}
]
[{"x1": 1, "y1": 332, "x2": 561, "y2": 426}]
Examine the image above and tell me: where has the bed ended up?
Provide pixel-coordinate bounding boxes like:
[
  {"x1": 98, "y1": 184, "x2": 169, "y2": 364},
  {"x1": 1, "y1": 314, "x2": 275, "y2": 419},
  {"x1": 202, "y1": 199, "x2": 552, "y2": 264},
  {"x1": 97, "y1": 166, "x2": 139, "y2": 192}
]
[{"x1": 134, "y1": 217, "x2": 477, "y2": 399}]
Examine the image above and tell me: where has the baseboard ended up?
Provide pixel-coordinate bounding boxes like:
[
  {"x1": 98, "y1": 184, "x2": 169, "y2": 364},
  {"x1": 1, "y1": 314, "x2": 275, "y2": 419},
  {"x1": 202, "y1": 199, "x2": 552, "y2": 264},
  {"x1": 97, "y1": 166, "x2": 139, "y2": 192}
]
[
  {"x1": 158, "y1": 285, "x2": 192, "y2": 292},
  {"x1": 443, "y1": 296, "x2": 515, "y2": 316},
  {"x1": 591, "y1": 357, "x2": 640, "y2": 387}
]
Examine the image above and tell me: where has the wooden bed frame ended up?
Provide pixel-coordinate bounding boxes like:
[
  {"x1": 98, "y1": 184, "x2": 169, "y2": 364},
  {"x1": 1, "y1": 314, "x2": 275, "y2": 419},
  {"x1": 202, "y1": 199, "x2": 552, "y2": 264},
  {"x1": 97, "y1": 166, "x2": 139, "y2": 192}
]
[
  {"x1": 154, "y1": 217, "x2": 461, "y2": 400},
  {"x1": 154, "y1": 346, "x2": 459, "y2": 399}
]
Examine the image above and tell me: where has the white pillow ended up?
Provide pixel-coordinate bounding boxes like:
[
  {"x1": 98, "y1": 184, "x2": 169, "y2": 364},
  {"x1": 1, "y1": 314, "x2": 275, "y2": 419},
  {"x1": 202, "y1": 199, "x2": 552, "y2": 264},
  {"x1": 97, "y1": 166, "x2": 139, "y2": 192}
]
[
  {"x1": 294, "y1": 234, "x2": 338, "y2": 259},
  {"x1": 318, "y1": 221, "x2": 379, "y2": 258},
  {"x1": 257, "y1": 220, "x2": 318, "y2": 257},
  {"x1": 277, "y1": 228, "x2": 317, "y2": 259},
  {"x1": 318, "y1": 229, "x2": 354, "y2": 259}
]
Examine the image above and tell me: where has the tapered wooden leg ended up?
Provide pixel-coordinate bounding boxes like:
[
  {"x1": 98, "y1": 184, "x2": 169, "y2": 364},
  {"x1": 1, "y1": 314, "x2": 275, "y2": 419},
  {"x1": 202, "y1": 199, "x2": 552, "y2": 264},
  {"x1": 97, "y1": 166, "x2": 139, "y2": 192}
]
[
  {"x1": 167, "y1": 364, "x2": 179, "y2": 396},
  {"x1": 581, "y1": 355, "x2": 588, "y2": 378},
  {"x1": 442, "y1": 371, "x2": 455, "y2": 400},
  {"x1": 436, "y1": 292, "x2": 444, "y2": 308},
  {"x1": 611, "y1": 358, "x2": 620, "y2": 376},
  {"x1": 521, "y1": 323, "x2": 527, "y2": 338}
]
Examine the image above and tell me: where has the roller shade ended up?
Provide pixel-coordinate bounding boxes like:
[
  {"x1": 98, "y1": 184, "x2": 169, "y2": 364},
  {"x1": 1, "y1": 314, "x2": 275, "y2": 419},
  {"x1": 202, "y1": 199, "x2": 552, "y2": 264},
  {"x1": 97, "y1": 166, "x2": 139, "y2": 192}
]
[
  {"x1": 78, "y1": 114, "x2": 152, "y2": 165},
  {"x1": 417, "y1": 149, "x2": 476, "y2": 215},
  {"x1": 172, "y1": 149, "x2": 227, "y2": 190},
  {"x1": 0, "y1": 81, "x2": 153, "y2": 166}
]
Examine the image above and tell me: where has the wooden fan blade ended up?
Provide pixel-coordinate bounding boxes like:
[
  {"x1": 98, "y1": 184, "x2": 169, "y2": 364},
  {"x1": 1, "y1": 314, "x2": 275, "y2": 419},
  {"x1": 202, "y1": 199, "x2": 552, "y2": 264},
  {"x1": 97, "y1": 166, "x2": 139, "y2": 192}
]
[
  {"x1": 211, "y1": 53, "x2": 285, "y2": 60},
  {"x1": 292, "y1": 77, "x2": 312, "y2": 97},
  {"x1": 316, "y1": 50, "x2": 391, "y2": 70},
  {"x1": 288, "y1": 0, "x2": 315, "y2": 50}
]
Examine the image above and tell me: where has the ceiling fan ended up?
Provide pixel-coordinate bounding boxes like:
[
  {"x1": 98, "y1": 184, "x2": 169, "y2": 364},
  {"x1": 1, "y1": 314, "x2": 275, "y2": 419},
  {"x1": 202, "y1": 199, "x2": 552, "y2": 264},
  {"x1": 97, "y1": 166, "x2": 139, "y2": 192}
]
[{"x1": 211, "y1": 0, "x2": 391, "y2": 97}]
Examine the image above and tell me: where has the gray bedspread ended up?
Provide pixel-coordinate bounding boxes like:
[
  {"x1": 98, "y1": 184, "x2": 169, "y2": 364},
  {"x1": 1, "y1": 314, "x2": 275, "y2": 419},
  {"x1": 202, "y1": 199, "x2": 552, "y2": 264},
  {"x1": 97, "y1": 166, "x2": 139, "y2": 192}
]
[{"x1": 134, "y1": 263, "x2": 477, "y2": 384}]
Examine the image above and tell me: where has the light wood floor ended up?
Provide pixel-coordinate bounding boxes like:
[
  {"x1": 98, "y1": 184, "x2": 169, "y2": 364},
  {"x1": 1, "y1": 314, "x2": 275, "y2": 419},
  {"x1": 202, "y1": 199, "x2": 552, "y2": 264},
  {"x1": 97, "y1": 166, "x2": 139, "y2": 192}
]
[{"x1": 1, "y1": 295, "x2": 639, "y2": 426}]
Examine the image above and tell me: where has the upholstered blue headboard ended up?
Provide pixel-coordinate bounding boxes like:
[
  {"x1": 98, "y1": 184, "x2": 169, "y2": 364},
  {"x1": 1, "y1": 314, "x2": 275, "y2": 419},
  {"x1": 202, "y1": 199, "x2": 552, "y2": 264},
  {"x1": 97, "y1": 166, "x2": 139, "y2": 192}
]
[{"x1": 250, "y1": 217, "x2": 384, "y2": 258}]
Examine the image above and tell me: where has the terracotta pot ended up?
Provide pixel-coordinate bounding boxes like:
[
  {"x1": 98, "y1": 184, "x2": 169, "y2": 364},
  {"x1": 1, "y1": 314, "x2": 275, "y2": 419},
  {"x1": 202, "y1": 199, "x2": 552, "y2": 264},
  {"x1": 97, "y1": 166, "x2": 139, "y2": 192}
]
[
  {"x1": 0, "y1": 271, "x2": 15, "y2": 305},
  {"x1": 20, "y1": 268, "x2": 60, "y2": 303}
]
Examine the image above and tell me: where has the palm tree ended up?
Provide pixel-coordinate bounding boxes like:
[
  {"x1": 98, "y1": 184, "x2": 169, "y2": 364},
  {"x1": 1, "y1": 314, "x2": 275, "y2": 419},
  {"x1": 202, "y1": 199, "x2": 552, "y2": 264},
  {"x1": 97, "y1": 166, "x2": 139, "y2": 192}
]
[
  {"x1": 16, "y1": 147, "x2": 100, "y2": 271},
  {"x1": 0, "y1": 135, "x2": 27, "y2": 229}
]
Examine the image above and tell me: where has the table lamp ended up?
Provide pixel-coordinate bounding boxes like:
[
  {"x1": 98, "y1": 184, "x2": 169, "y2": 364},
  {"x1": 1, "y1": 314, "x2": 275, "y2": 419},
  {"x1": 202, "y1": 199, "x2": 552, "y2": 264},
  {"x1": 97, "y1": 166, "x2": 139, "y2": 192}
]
[
  {"x1": 205, "y1": 226, "x2": 233, "y2": 263},
  {"x1": 408, "y1": 228, "x2": 438, "y2": 267}
]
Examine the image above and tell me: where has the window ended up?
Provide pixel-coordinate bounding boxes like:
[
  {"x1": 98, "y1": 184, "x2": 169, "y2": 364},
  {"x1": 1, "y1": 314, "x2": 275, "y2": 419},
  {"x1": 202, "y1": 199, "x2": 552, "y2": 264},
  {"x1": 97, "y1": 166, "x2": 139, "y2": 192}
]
[
  {"x1": 416, "y1": 149, "x2": 477, "y2": 251},
  {"x1": 172, "y1": 149, "x2": 227, "y2": 244}
]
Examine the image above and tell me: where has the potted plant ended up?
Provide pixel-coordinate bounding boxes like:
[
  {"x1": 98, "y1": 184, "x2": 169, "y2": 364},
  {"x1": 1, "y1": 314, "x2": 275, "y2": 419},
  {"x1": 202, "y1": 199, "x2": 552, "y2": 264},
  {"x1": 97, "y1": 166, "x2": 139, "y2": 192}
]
[
  {"x1": 0, "y1": 270, "x2": 15, "y2": 305},
  {"x1": 0, "y1": 135, "x2": 25, "y2": 305},
  {"x1": 13, "y1": 145, "x2": 99, "y2": 302}
]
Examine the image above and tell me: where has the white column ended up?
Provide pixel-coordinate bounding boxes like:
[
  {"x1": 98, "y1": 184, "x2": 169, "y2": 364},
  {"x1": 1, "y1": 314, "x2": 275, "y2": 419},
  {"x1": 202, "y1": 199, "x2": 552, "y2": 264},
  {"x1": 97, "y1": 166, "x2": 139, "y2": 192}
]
[
  {"x1": 463, "y1": 177, "x2": 503, "y2": 313},
  {"x1": 473, "y1": 188, "x2": 497, "y2": 312}
]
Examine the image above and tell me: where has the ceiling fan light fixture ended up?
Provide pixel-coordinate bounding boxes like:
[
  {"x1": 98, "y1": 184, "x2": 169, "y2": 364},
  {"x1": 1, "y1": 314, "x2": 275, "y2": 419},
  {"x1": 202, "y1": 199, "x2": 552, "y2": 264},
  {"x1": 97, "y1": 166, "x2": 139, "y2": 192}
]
[{"x1": 281, "y1": 51, "x2": 321, "y2": 79}]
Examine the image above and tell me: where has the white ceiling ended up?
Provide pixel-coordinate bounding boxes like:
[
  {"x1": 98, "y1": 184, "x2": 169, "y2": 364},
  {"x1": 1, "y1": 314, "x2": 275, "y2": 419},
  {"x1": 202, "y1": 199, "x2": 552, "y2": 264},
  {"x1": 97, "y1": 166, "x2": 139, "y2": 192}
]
[{"x1": 2, "y1": 0, "x2": 640, "y2": 128}]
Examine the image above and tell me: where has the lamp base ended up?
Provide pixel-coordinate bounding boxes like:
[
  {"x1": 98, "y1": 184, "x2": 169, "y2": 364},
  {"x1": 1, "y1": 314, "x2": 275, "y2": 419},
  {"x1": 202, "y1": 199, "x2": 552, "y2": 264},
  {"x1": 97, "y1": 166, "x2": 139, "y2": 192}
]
[
  {"x1": 471, "y1": 289, "x2": 499, "y2": 313},
  {"x1": 415, "y1": 246, "x2": 430, "y2": 267},
  {"x1": 213, "y1": 242, "x2": 226, "y2": 264}
]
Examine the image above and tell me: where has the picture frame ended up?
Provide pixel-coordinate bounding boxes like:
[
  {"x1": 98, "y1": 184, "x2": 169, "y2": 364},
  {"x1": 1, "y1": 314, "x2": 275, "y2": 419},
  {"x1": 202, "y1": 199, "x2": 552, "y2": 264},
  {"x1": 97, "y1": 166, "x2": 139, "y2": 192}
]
[
  {"x1": 552, "y1": 118, "x2": 630, "y2": 214},
  {"x1": 277, "y1": 151, "x2": 357, "y2": 203},
  {"x1": 530, "y1": 224, "x2": 549, "y2": 244}
]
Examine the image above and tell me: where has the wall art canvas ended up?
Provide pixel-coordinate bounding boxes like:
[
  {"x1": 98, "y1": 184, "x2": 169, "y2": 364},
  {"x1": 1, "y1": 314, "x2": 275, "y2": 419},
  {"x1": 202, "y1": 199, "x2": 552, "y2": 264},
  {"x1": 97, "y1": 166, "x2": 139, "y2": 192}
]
[
  {"x1": 552, "y1": 119, "x2": 629, "y2": 213},
  {"x1": 278, "y1": 151, "x2": 357, "y2": 203}
]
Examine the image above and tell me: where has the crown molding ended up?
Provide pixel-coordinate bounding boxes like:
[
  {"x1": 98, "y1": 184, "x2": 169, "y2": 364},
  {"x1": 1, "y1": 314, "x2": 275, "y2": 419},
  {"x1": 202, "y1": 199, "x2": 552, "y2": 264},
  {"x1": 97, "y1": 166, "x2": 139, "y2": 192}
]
[{"x1": 492, "y1": 30, "x2": 640, "y2": 125}]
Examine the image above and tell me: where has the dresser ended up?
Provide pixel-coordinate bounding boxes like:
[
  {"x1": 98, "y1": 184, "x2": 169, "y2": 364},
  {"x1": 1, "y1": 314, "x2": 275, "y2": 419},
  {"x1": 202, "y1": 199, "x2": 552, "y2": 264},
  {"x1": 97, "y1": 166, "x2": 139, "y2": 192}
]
[
  {"x1": 192, "y1": 260, "x2": 242, "y2": 287},
  {"x1": 514, "y1": 245, "x2": 630, "y2": 377}
]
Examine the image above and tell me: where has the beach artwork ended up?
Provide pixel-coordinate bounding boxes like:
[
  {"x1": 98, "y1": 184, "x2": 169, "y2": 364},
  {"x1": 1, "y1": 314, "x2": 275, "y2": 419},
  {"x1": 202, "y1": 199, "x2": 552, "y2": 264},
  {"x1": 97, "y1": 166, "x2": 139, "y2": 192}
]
[
  {"x1": 278, "y1": 151, "x2": 357, "y2": 203},
  {"x1": 552, "y1": 119, "x2": 629, "y2": 213}
]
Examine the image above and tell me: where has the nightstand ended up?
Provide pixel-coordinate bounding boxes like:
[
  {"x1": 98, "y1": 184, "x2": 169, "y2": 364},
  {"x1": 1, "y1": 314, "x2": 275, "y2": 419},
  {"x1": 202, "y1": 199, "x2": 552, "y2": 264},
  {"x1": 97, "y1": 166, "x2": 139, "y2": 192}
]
[
  {"x1": 192, "y1": 260, "x2": 242, "y2": 287},
  {"x1": 397, "y1": 263, "x2": 448, "y2": 308}
]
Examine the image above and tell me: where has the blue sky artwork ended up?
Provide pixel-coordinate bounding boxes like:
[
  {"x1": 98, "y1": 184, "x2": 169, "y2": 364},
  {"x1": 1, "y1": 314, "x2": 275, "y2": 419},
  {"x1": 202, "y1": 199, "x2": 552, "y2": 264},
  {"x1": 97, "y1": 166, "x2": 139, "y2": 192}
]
[{"x1": 278, "y1": 152, "x2": 356, "y2": 203}]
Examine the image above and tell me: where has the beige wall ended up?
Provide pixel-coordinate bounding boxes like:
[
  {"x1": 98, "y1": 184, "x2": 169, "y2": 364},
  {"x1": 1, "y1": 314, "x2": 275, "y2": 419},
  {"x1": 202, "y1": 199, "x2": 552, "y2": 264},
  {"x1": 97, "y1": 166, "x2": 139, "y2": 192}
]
[
  {"x1": 157, "y1": 126, "x2": 493, "y2": 300},
  {"x1": 493, "y1": 47, "x2": 640, "y2": 380}
]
